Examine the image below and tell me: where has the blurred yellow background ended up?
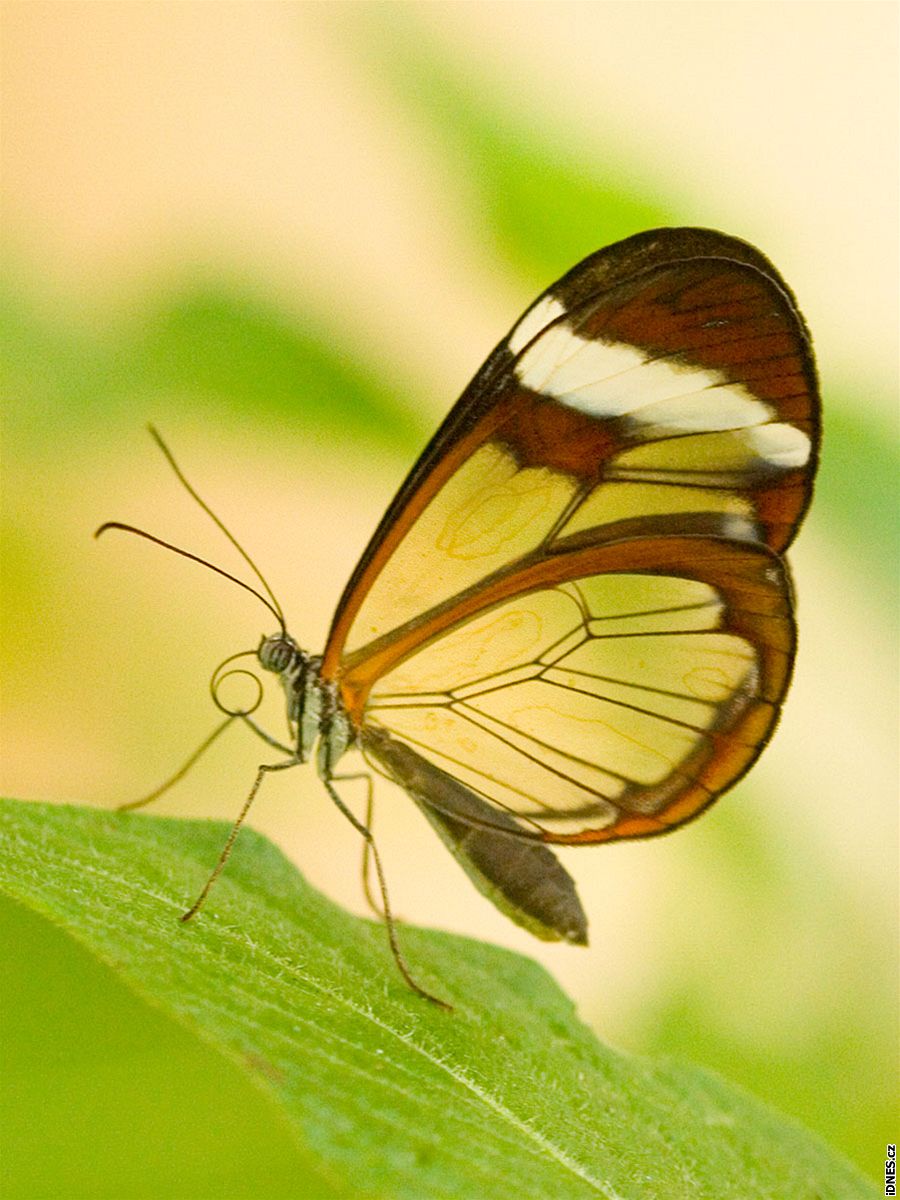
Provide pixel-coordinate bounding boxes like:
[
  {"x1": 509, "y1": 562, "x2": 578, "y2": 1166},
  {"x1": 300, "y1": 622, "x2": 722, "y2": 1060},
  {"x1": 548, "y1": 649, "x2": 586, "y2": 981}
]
[{"x1": 2, "y1": 0, "x2": 897, "y2": 1184}]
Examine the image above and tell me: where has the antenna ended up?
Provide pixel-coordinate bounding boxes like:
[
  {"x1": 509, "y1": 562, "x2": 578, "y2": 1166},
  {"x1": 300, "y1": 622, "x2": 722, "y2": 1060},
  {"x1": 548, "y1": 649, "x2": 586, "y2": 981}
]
[
  {"x1": 95, "y1": 426, "x2": 286, "y2": 633},
  {"x1": 94, "y1": 522, "x2": 285, "y2": 630},
  {"x1": 146, "y1": 425, "x2": 286, "y2": 631}
]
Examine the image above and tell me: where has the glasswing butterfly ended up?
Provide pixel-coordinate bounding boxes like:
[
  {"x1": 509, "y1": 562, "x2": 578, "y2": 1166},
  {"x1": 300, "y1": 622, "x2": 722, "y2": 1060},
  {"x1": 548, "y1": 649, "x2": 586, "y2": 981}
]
[{"x1": 100, "y1": 228, "x2": 819, "y2": 1006}]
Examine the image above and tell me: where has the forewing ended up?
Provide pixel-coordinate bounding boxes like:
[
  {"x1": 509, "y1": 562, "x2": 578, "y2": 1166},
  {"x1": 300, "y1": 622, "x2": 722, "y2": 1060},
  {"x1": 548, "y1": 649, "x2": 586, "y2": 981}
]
[
  {"x1": 361, "y1": 536, "x2": 794, "y2": 843},
  {"x1": 322, "y1": 227, "x2": 818, "y2": 684}
]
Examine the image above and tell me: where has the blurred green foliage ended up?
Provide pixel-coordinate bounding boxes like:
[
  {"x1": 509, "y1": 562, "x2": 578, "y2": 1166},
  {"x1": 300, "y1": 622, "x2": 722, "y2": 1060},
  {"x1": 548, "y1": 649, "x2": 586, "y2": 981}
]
[
  {"x1": 2, "y1": 278, "x2": 424, "y2": 453},
  {"x1": 352, "y1": 8, "x2": 675, "y2": 280}
]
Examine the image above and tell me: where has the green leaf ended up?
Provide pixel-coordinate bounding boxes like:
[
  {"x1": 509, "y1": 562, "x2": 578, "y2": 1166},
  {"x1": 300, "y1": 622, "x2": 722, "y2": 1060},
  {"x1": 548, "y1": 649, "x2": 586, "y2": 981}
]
[
  {"x1": 1, "y1": 895, "x2": 330, "y2": 1200},
  {"x1": 0, "y1": 798, "x2": 875, "y2": 1200}
]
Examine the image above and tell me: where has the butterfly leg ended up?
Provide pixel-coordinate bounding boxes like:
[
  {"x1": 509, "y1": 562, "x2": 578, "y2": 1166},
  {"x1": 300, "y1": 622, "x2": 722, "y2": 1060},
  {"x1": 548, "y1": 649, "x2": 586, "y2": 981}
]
[
  {"x1": 180, "y1": 756, "x2": 298, "y2": 923},
  {"x1": 117, "y1": 711, "x2": 294, "y2": 814},
  {"x1": 329, "y1": 771, "x2": 387, "y2": 920},
  {"x1": 358, "y1": 775, "x2": 389, "y2": 921},
  {"x1": 323, "y1": 772, "x2": 451, "y2": 1010},
  {"x1": 117, "y1": 716, "x2": 237, "y2": 811},
  {"x1": 240, "y1": 714, "x2": 294, "y2": 756}
]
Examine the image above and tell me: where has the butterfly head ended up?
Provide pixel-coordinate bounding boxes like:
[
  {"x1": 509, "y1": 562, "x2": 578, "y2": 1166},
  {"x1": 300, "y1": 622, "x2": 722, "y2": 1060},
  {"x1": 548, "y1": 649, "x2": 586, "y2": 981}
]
[
  {"x1": 257, "y1": 631, "x2": 304, "y2": 677},
  {"x1": 257, "y1": 633, "x2": 325, "y2": 762}
]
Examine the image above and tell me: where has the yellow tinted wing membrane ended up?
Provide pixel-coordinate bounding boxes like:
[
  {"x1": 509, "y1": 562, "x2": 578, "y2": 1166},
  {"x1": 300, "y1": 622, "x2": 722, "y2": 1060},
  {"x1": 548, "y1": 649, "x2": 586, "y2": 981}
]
[{"x1": 365, "y1": 537, "x2": 793, "y2": 842}]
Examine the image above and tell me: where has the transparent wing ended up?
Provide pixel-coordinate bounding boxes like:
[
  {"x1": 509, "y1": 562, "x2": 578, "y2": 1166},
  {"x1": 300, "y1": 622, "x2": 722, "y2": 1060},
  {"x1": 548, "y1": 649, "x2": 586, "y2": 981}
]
[{"x1": 361, "y1": 536, "x2": 793, "y2": 842}]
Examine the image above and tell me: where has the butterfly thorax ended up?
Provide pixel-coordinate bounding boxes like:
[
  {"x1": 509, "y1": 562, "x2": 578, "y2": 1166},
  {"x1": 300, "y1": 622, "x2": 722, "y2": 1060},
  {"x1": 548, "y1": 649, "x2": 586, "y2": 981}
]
[{"x1": 257, "y1": 633, "x2": 354, "y2": 772}]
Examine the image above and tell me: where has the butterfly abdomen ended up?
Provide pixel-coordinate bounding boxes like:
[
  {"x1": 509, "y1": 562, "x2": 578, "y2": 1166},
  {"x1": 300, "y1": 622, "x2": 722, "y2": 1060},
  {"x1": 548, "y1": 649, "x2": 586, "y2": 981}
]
[{"x1": 361, "y1": 725, "x2": 587, "y2": 944}]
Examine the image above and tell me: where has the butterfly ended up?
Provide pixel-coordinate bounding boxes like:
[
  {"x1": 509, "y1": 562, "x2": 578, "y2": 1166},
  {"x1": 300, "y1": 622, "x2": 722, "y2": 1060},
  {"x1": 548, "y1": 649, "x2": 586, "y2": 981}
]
[{"x1": 100, "y1": 227, "x2": 819, "y2": 1006}]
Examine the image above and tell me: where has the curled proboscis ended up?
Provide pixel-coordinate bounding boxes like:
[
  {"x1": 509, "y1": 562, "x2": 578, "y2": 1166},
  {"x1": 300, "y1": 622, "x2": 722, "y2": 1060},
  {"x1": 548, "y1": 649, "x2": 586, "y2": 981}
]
[{"x1": 210, "y1": 650, "x2": 263, "y2": 718}]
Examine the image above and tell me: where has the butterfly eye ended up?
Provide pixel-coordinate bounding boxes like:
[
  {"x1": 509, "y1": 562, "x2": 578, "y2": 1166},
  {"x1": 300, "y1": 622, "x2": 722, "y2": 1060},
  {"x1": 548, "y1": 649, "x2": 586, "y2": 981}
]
[{"x1": 258, "y1": 634, "x2": 298, "y2": 675}]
